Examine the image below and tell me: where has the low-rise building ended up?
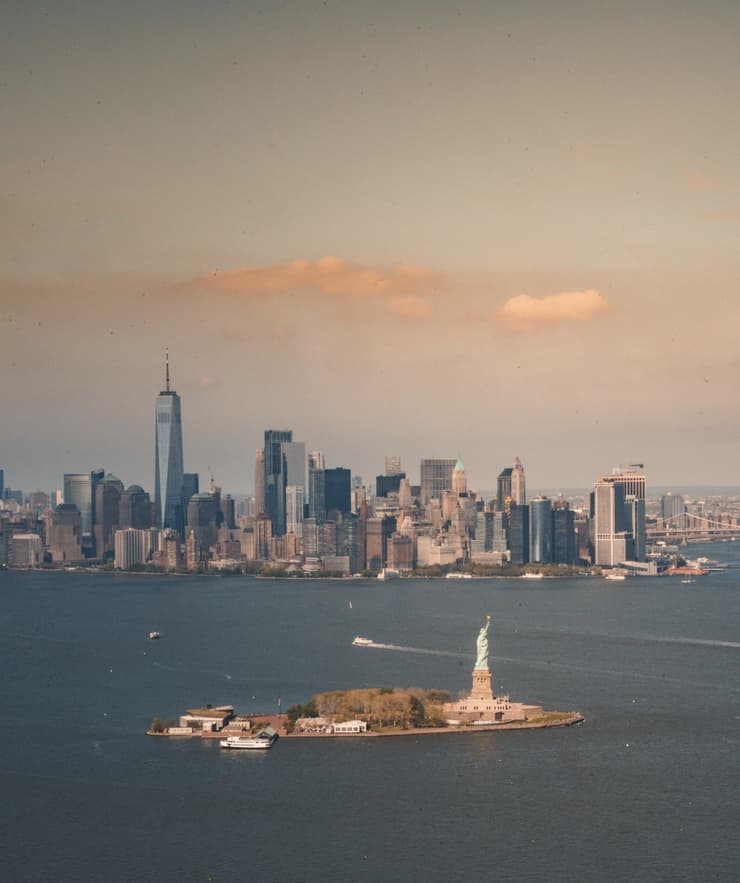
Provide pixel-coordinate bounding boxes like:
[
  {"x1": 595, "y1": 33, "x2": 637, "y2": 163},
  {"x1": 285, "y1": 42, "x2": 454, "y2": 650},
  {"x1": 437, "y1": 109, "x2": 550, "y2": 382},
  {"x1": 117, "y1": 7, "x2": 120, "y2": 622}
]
[{"x1": 333, "y1": 720, "x2": 368, "y2": 734}]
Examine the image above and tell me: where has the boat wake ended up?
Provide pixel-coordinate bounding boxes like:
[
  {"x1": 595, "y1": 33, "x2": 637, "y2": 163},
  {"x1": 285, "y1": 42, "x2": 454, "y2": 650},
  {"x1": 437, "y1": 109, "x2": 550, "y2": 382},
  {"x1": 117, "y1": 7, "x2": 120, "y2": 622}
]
[{"x1": 358, "y1": 641, "x2": 467, "y2": 659}]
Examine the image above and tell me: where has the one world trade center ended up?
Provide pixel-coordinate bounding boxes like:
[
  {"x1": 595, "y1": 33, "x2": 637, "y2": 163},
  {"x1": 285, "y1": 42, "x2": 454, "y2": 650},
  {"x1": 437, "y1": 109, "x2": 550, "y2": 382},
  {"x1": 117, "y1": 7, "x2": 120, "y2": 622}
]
[{"x1": 154, "y1": 353, "x2": 185, "y2": 536}]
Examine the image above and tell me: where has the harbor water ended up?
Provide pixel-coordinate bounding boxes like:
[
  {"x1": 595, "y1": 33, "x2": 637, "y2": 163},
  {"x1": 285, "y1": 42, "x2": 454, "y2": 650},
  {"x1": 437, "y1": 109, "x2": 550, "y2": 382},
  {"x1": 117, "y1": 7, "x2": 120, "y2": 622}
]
[{"x1": 1, "y1": 545, "x2": 739, "y2": 882}]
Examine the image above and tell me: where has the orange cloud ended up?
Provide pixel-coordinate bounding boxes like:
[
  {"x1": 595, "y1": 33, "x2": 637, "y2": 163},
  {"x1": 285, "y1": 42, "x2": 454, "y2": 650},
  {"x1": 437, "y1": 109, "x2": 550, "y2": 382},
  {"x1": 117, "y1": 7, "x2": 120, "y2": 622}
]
[
  {"x1": 191, "y1": 256, "x2": 436, "y2": 297},
  {"x1": 495, "y1": 290, "x2": 610, "y2": 333},
  {"x1": 387, "y1": 295, "x2": 434, "y2": 319},
  {"x1": 698, "y1": 210, "x2": 738, "y2": 221},
  {"x1": 685, "y1": 171, "x2": 733, "y2": 193}
]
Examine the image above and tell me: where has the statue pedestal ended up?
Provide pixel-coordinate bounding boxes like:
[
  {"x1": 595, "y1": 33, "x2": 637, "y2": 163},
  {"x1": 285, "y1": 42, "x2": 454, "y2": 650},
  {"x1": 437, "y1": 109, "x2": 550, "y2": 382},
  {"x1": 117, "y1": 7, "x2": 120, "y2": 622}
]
[{"x1": 470, "y1": 669, "x2": 494, "y2": 701}]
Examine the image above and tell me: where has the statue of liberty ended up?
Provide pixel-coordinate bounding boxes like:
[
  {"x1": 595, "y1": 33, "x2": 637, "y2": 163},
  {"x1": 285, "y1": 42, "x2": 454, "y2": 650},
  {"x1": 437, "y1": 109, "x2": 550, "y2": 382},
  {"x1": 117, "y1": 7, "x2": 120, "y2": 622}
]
[{"x1": 474, "y1": 615, "x2": 492, "y2": 670}]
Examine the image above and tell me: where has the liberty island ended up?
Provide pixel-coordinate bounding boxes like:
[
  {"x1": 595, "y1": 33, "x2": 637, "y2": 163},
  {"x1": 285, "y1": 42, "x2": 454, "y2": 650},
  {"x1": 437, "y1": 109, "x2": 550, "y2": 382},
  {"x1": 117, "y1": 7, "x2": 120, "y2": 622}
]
[{"x1": 149, "y1": 616, "x2": 583, "y2": 739}]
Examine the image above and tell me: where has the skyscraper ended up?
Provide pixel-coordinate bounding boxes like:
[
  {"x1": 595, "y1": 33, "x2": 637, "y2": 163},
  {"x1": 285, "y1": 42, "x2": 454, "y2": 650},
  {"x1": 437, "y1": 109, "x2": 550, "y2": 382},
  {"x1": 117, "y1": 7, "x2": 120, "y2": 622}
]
[
  {"x1": 385, "y1": 455, "x2": 402, "y2": 477},
  {"x1": 420, "y1": 458, "x2": 456, "y2": 505},
  {"x1": 592, "y1": 465, "x2": 647, "y2": 565},
  {"x1": 496, "y1": 467, "x2": 513, "y2": 510},
  {"x1": 154, "y1": 353, "x2": 185, "y2": 536},
  {"x1": 64, "y1": 468, "x2": 104, "y2": 556},
  {"x1": 508, "y1": 504, "x2": 530, "y2": 564},
  {"x1": 452, "y1": 457, "x2": 467, "y2": 496},
  {"x1": 264, "y1": 429, "x2": 292, "y2": 536},
  {"x1": 324, "y1": 467, "x2": 351, "y2": 515},
  {"x1": 254, "y1": 449, "x2": 265, "y2": 514},
  {"x1": 511, "y1": 457, "x2": 526, "y2": 505},
  {"x1": 529, "y1": 496, "x2": 553, "y2": 563}
]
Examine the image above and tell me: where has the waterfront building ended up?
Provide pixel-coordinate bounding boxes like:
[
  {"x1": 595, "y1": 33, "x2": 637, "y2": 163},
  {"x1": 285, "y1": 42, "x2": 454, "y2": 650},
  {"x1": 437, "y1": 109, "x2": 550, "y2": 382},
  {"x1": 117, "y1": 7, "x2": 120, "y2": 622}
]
[
  {"x1": 552, "y1": 506, "x2": 576, "y2": 565},
  {"x1": 529, "y1": 497, "x2": 553, "y2": 564},
  {"x1": 253, "y1": 449, "x2": 265, "y2": 514},
  {"x1": 263, "y1": 429, "x2": 292, "y2": 536},
  {"x1": 592, "y1": 466, "x2": 646, "y2": 565},
  {"x1": 388, "y1": 533, "x2": 414, "y2": 571},
  {"x1": 154, "y1": 355, "x2": 185, "y2": 536},
  {"x1": 47, "y1": 504, "x2": 83, "y2": 562},
  {"x1": 302, "y1": 517, "x2": 319, "y2": 558},
  {"x1": 94, "y1": 474, "x2": 124, "y2": 560},
  {"x1": 114, "y1": 527, "x2": 156, "y2": 569},
  {"x1": 508, "y1": 504, "x2": 530, "y2": 564},
  {"x1": 8, "y1": 533, "x2": 43, "y2": 566},
  {"x1": 420, "y1": 458, "x2": 456, "y2": 506},
  {"x1": 0, "y1": 469, "x2": 3, "y2": 500},
  {"x1": 156, "y1": 529, "x2": 183, "y2": 570},
  {"x1": 324, "y1": 467, "x2": 351, "y2": 515}
]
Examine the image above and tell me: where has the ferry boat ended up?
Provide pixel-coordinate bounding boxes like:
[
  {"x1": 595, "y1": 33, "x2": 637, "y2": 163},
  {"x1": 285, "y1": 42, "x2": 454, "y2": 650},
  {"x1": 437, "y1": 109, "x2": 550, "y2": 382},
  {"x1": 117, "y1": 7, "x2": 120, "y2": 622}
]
[
  {"x1": 446, "y1": 573, "x2": 473, "y2": 580},
  {"x1": 352, "y1": 636, "x2": 373, "y2": 646},
  {"x1": 148, "y1": 631, "x2": 161, "y2": 640},
  {"x1": 219, "y1": 729, "x2": 278, "y2": 750},
  {"x1": 604, "y1": 573, "x2": 627, "y2": 581},
  {"x1": 521, "y1": 572, "x2": 544, "y2": 580}
]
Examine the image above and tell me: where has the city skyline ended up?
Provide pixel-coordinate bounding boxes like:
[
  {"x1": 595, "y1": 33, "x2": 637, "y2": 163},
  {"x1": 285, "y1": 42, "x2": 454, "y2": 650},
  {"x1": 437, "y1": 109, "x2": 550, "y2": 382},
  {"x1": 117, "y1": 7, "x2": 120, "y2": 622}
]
[{"x1": 3, "y1": 2, "x2": 740, "y2": 491}]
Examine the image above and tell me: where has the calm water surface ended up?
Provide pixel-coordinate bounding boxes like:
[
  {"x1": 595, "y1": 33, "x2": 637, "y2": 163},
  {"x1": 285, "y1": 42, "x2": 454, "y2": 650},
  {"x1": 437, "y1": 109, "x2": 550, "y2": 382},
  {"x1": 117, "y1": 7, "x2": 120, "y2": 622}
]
[{"x1": 1, "y1": 545, "x2": 739, "y2": 882}]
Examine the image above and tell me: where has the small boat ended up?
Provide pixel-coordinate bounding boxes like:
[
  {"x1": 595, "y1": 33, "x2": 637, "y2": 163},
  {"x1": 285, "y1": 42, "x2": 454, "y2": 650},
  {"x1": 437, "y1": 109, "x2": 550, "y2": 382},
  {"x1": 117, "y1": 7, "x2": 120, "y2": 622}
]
[
  {"x1": 220, "y1": 728, "x2": 278, "y2": 750},
  {"x1": 680, "y1": 578, "x2": 695, "y2": 584},
  {"x1": 604, "y1": 573, "x2": 626, "y2": 581},
  {"x1": 377, "y1": 568, "x2": 400, "y2": 581},
  {"x1": 352, "y1": 636, "x2": 373, "y2": 646},
  {"x1": 446, "y1": 573, "x2": 472, "y2": 579},
  {"x1": 521, "y1": 572, "x2": 543, "y2": 580},
  {"x1": 148, "y1": 631, "x2": 161, "y2": 640}
]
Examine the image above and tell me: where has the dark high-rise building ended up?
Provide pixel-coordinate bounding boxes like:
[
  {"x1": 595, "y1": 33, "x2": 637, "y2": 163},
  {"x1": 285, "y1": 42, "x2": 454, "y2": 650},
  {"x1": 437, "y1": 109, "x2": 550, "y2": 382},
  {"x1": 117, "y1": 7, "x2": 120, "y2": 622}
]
[
  {"x1": 183, "y1": 473, "x2": 199, "y2": 505},
  {"x1": 324, "y1": 467, "x2": 351, "y2": 515},
  {"x1": 376, "y1": 473, "x2": 405, "y2": 498},
  {"x1": 154, "y1": 354, "x2": 185, "y2": 536},
  {"x1": 0, "y1": 469, "x2": 4, "y2": 500},
  {"x1": 264, "y1": 429, "x2": 292, "y2": 536},
  {"x1": 552, "y1": 507, "x2": 576, "y2": 565},
  {"x1": 420, "y1": 458, "x2": 456, "y2": 505},
  {"x1": 187, "y1": 492, "x2": 218, "y2": 558},
  {"x1": 64, "y1": 469, "x2": 104, "y2": 556},
  {"x1": 496, "y1": 467, "x2": 513, "y2": 510},
  {"x1": 529, "y1": 497, "x2": 553, "y2": 564},
  {"x1": 220, "y1": 494, "x2": 236, "y2": 529},
  {"x1": 119, "y1": 485, "x2": 153, "y2": 530},
  {"x1": 94, "y1": 474, "x2": 124, "y2": 560},
  {"x1": 308, "y1": 470, "x2": 326, "y2": 520},
  {"x1": 508, "y1": 504, "x2": 530, "y2": 564}
]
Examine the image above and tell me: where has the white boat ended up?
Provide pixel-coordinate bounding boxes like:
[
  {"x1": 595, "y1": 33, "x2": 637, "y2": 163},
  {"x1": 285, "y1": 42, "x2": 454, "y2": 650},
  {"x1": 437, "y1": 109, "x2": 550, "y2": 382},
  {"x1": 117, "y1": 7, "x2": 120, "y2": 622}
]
[
  {"x1": 219, "y1": 729, "x2": 277, "y2": 750},
  {"x1": 352, "y1": 636, "x2": 373, "y2": 646},
  {"x1": 680, "y1": 578, "x2": 695, "y2": 584},
  {"x1": 377, "y1": 568, "x2": 400, "y2": 581},
  {"x1": 148, "y1": 631, "x2": 161, "y2": 640},
  {"x1": 446, "y1": 573, "x2": 472, "y2": 579},
  {"x1": 521, "y1": 572, "x2": 543, "y2": 580},
  {"x1": 604, "y1": 573, "x2": 626, "y2": 581}
]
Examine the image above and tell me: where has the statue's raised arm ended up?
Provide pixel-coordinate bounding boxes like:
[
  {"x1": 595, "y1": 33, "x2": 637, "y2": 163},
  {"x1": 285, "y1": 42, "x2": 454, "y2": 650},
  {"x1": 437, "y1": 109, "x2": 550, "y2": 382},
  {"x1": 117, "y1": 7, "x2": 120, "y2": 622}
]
[{"x1": 474, "y1": 615, "x2": 492, "y2": 671}]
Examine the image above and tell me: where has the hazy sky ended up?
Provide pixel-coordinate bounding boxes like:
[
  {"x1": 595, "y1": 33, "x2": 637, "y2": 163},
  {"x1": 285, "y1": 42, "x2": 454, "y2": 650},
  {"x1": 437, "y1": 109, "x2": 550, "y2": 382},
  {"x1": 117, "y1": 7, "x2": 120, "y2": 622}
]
[{"x1": 2, "y1": 0, "x2": 739, "y2": 494}]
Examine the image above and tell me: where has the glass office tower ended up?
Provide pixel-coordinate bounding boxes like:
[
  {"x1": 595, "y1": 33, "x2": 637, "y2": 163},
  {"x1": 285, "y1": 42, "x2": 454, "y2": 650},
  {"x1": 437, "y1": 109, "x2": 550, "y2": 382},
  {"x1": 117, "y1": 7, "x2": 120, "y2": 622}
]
[{"x1": 154, "y1": 356, "x2": 185, "y2": 537}]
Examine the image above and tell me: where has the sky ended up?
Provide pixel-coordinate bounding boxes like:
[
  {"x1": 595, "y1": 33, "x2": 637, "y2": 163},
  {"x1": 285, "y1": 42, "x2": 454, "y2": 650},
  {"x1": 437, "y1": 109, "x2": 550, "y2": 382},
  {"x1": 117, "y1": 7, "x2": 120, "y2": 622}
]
[{"x1": 2, "y1": 0, "x2": 740, "y2": 495}]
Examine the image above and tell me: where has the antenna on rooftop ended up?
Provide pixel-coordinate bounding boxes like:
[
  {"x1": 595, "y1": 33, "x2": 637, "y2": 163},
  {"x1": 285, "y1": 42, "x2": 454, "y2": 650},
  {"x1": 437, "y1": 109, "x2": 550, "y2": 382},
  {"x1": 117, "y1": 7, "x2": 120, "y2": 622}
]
[{"x1": 165, "y1": 348, "x2": 170, "y2": 393}]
